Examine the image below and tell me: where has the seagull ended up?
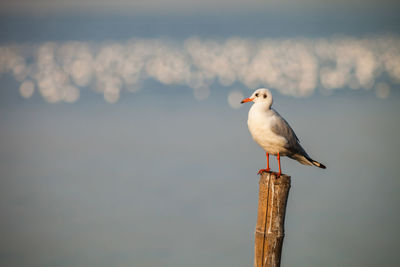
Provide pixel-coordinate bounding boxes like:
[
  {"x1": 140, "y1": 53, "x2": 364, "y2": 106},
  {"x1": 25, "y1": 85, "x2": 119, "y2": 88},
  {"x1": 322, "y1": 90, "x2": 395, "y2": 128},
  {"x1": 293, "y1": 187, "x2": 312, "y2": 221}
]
[{"x1": 241, "y1": 88, "x2": 326, "y2": 176}]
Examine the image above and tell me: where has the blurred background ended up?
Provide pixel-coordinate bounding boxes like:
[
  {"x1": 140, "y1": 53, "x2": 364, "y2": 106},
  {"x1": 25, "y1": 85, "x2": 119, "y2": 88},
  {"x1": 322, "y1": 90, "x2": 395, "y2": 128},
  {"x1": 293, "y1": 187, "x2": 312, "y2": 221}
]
[{"x1": 1, "y1": 0, "x2": 400, "y2": 266}]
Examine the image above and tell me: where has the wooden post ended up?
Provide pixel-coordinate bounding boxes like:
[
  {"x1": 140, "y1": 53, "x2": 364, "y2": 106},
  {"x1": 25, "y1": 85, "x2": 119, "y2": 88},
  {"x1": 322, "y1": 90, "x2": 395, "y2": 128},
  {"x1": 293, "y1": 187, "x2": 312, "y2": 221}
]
[{"x1": 254, "y1": 172, "x2": 291, "y2": 267}]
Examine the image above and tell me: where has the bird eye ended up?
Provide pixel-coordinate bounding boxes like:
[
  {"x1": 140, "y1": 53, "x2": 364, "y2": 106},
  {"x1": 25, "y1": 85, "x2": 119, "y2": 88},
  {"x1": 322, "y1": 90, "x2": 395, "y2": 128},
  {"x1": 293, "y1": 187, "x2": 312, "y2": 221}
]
[
  {"x1": 263, "y1": 94, "x2": 267, "y2": 98},
  {"x1": 255, "y1": 93, "x2": 259, "y2": 97}
]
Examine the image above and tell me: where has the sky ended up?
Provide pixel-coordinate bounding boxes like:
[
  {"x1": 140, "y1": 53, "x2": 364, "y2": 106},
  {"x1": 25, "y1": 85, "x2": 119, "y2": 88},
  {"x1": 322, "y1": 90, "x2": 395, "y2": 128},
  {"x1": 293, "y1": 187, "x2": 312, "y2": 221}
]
[{"x1": 1, "y1": 1, "x2": 400, "y2": 266}]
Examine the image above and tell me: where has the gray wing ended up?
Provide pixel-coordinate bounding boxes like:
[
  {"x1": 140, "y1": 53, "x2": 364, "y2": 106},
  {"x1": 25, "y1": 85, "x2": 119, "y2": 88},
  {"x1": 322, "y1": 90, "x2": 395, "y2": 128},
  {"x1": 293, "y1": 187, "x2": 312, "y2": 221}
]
[
  {"x1": 270, "y1": 109, "x2": 299, "y2": 148},
  {"x1": 271, "y1": 109, "x2": 321, "y2": 166},
  {"x1": 270, "y1": 109, "x2": 312, "y2": 159}
]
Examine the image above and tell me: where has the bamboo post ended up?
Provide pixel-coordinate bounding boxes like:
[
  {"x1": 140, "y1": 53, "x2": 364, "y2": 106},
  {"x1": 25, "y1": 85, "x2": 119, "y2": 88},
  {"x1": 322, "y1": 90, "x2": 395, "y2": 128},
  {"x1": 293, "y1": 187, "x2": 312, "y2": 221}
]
[{"x1": 254, "y1": 172, "x2": 291, "y2": 267}]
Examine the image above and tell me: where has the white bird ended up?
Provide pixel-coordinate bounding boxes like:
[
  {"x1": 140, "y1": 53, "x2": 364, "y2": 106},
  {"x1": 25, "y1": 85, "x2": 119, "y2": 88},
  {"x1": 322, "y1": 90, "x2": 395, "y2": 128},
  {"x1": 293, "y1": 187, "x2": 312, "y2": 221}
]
[{"x1": 241, "y1": 88, "x2": 326, "y2": 176}]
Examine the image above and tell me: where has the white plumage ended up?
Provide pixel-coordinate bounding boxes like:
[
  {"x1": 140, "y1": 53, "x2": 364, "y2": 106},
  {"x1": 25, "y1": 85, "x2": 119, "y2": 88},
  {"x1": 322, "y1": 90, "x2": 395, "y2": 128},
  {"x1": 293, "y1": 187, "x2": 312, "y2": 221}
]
[{"x1": 241, "y1": 88, "x2": 326, "y2": 175}]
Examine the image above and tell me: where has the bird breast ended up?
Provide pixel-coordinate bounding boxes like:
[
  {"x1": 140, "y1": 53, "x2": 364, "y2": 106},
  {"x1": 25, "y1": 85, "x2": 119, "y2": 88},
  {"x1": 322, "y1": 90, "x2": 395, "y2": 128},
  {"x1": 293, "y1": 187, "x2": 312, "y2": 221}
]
[{"x1": 247, "y1": 107, "x2": 288, "y2": 155}]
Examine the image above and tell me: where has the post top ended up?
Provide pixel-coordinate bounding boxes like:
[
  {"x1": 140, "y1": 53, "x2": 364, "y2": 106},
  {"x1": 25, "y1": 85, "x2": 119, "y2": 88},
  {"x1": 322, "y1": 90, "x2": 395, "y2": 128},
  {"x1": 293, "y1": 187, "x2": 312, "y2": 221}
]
[
  {"x1": 259, "y1": 171, "x2": 291, "y2": 185},
  {"x1": 259, "y1": 171, "x2": 290, "y2": 178}
]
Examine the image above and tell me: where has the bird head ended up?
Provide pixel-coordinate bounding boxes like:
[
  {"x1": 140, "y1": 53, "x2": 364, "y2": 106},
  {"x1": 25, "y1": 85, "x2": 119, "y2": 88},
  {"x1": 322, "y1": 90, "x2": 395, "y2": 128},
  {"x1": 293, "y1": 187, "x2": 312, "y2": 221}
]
[{"x1": 241, "y1": 88, "x2": 273, "y2": 107}]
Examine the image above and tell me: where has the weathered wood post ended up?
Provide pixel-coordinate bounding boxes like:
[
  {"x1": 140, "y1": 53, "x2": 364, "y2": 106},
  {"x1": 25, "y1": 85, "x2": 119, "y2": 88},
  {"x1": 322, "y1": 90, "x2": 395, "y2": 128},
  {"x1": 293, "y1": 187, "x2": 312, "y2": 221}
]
[{"x1": 254, "y1": 172, "x2": 291, "y2": 267}]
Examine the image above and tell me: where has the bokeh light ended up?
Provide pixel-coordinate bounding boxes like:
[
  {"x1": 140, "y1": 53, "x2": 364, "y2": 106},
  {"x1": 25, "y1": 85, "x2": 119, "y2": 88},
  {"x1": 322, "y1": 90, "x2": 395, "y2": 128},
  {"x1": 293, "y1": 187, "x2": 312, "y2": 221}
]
[
  {"x1": 1, "y1": 35, "x2": 399, "y2": 105},
  {"x1": 227, "y1": 90, "x2": 244, "y2": 109}
]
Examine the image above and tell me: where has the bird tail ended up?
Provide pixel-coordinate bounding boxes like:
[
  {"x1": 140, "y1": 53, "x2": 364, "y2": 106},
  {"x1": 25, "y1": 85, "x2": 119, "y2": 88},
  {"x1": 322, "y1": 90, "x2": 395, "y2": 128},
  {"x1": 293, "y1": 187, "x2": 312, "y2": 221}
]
[
  {"x1": 290, "y1": 154, "x2": 326, "y2": 169},
  {"x1": 311, "y1": 160, "x2": 326, "y2": 169}
]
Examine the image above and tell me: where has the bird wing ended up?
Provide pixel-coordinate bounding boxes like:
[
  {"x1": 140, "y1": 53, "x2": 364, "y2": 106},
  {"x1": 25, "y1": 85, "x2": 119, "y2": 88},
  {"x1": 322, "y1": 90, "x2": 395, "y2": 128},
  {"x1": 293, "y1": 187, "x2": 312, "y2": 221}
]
[
  {"x1": 270, "y1": 109, "x2": 316, "y2": 165},
  {"x1": 270, "y1": 109, "x2": 300, "y2": 149}
]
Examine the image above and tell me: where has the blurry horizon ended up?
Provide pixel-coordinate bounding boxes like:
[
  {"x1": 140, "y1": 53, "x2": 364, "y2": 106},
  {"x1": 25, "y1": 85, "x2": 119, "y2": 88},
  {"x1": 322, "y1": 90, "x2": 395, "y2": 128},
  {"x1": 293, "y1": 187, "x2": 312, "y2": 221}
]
[{"x1": 1, "y1": 35, "x2": 399, "y2": 106}]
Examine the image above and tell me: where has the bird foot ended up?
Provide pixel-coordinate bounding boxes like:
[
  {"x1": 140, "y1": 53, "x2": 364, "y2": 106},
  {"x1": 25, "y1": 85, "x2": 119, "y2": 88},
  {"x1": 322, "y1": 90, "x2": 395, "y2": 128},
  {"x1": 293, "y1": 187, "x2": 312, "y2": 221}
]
[{"x1": 257, "y1": 168, "x2": 271, "y2": 175}]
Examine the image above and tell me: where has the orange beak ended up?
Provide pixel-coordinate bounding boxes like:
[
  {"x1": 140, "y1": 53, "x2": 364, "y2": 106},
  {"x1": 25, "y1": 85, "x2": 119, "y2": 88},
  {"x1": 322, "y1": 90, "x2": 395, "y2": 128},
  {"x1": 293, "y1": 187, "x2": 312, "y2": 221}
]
[{"x1": 241, "y1": 97, "x2": 254, "y2": 104}]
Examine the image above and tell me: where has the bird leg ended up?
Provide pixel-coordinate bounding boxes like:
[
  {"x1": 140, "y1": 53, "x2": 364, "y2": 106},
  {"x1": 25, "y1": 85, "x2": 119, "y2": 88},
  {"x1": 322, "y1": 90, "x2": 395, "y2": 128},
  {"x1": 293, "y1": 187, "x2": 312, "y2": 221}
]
[
  {"x1": 257, "y1": 152, "x2": 271, "y2": 175},
  {"x1": 277, "y1": 153, "x2": 281, "y2": 177}
]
